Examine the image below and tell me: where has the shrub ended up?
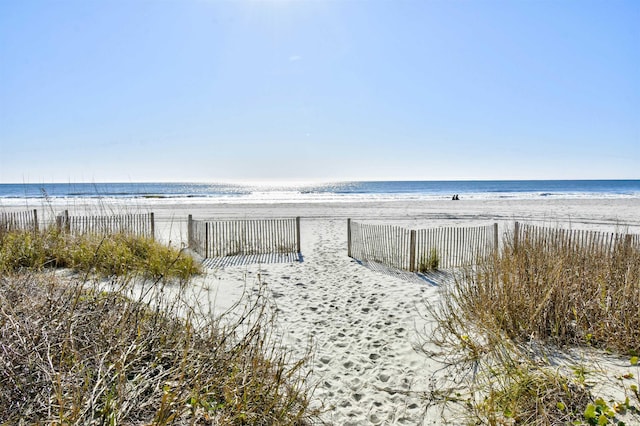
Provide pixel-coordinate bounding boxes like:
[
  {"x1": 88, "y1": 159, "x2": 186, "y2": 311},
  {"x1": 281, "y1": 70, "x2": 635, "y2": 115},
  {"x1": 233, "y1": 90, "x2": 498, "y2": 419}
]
[
  {"x1": 0, "y1": 273, "x2": 318, "y2": 424},
  {"x1": 0, "y1": 230, "x2": 47, "y2": 271}
]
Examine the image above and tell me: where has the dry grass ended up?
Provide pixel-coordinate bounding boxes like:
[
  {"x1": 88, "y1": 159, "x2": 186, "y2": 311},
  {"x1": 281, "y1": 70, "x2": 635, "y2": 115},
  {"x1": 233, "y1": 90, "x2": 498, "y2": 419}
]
[
  {"x1": 0, "y1": 227, "x2": 200, "y2": 279},
  {"x1": 0, "y1": 272, "x2": 318, "y2": 424},
  {"x1": 422, "y1": 225, "x2": 640, "y2": 425},
  {"x1": 465, "y1": 226, "x2": 640, "y2": 354}
]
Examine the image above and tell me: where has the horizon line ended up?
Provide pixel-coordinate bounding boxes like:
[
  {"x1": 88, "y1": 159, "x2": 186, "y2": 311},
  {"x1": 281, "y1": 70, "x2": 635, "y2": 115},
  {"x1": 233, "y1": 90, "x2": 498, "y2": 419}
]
[{"x1": 1, "y1": 177, "x2": 640, "y2": 185}]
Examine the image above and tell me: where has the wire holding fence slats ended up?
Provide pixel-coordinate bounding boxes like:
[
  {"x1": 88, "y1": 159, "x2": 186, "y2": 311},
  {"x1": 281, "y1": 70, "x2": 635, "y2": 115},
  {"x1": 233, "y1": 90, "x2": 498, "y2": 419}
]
[{"x1": 188, "y1": 217, "x2": 301, "y2": 259}]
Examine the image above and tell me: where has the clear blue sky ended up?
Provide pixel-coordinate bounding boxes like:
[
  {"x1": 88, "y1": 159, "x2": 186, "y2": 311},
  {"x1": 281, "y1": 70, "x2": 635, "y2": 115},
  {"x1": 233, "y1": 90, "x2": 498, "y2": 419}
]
[{"x1": 1, "y1": 0, "x2": 638, "y2": 183}]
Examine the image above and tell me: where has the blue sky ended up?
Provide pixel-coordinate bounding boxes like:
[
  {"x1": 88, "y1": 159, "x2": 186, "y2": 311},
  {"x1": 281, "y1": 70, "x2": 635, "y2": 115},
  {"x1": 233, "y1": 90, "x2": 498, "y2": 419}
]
[{"x1": 1, "y1": 0, "x2": 638, "y2": 183}]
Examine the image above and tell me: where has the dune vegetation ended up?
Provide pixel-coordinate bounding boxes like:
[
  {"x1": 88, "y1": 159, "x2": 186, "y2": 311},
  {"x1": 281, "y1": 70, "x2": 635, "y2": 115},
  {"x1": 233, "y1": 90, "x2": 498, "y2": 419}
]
[
  {"x1": 0, "y1": 226, "x2": 318, "y2": 425},
  {"x1": 0, "y1": 227, "x2": 200, "y2": 279},
  {"x1": 424, "y1": 227, "x2": 640, "y2": 425}
]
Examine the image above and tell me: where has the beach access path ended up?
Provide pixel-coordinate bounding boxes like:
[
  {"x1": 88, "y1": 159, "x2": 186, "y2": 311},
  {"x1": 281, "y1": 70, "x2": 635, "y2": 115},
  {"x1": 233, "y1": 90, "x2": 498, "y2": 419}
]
[{"x1": 198, "y1": 217, "x2": 443, "y2": 425}]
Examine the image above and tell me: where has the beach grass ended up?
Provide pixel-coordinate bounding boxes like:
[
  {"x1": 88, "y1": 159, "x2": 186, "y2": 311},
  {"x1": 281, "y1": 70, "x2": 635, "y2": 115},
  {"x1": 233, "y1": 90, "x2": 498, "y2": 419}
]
[
  {"x1": 464, "y1": 228, "x2": 639, "y2": 354},
  {"x1": 0, "y1": 227, "x2": 200, "y2": 279},
  {"x1": 423, "y1": 227, "x2": 640, "y2": 424}
]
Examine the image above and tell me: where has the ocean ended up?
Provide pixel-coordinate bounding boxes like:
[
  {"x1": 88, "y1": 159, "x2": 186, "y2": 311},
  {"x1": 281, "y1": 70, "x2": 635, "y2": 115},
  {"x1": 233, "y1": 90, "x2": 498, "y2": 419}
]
[{"x1": 0, "y1": 180, "x2": 639, "y2": 205}]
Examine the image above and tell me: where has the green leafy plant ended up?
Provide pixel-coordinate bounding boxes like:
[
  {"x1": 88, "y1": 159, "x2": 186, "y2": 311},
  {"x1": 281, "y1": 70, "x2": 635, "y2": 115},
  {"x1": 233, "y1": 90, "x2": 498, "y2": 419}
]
[
  {"x1": 581, "y1": 397, "x2": 631, "y2": 426},
  {"x1": 419, "y1": 248, "x2": 439, "y2": 272}
]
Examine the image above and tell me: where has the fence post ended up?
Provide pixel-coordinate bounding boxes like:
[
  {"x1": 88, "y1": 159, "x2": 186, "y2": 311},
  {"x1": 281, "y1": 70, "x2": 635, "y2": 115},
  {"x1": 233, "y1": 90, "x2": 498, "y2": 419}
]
[
  {"x1": 409, "y1": 229, "x2": 417, "y2": 272},
  {"x1": 33, "y1": 209, "x2": 39, "y2": 232},
  {"x1": 205, "y1": 222, "x2": 209, "y2": 259},
  {"x1": 296, "y1": 217, "x2": 301, "y2": 254},
  {"x1": 514, "y1": 221, "x2": 520, "y2": 252},
  {"x1": 347, "y1": 218, "x2": 352, "y2": 258},
  {"x1": 187, "y1": 214, "x2": 193, "y2": 249},
  {"x1": 149, "y1": 212, "x2": 155, "y2": 240},
  {"x1": 64, "y1": 210, "x2": 70, "y2": 233},
  {"x1": 493, "y1": 223, "x2": 499, "y2": 253}
]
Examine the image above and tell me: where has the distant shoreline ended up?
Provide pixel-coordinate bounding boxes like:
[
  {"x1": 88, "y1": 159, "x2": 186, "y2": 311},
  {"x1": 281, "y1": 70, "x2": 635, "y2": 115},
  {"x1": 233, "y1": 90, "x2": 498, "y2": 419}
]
[
  {"x1": 1, "y1": 180, "x2": 639, "y2": 205},
  {"x1": 3, "y1": 197, "x2": 640, "y2": 243}
]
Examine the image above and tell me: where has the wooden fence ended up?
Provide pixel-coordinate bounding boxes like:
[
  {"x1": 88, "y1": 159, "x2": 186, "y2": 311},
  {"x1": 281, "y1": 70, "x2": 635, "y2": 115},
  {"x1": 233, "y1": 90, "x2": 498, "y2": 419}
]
[
  {"x1": 348, "y1": 221, "x2": 412, "y2": 270},
  {"x1": 514, "y1": 222, "x2": 640, "y2": 254},
  {"x1": 415, "y1": 223, "x2": 499, "y2": 269},
  {"x1": 0, "y1": 209, "x2": 39, "y2": 233},
  {"x1": 348, "y1": 219, "x2": 498, "y2": 272},
  {"x1": 56, "y1": 210, "x2": 155, "y2": 239},
  {"x1": 188, "y1": 216, "x2": 301, "y2": 259}
]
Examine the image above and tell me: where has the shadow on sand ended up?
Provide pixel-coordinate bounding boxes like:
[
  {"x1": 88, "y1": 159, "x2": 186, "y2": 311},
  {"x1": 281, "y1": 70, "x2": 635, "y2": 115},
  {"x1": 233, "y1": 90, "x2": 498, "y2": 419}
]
[
  {"x1": 356, "y1": 259, "x2": 454, "y2": 286},
  {"x1": 203, "y1": 252, "x2": 303, "y2": 269}
]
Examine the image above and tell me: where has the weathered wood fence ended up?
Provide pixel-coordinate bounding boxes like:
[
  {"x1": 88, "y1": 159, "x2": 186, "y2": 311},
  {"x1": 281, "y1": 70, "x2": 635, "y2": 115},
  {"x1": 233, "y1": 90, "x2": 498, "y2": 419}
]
[
  {"x1": 188, "y1": 216, "x2": 301, "y2": 259},
  {"x1": 56, "y1": 210, "x2": 155, "y2": 238},
  {"x1": 348, "y1": 222, "x2": 413, "y2": 270},
  {"x1": 514, "y1": 222, "x2": 640, "y2": 254},
  {"x1": 0, "y1": 209, "x2": 39, "y2": 232},
  {"x1": 415, "y1": 223, "x2": 499, "y2": 269},
  {"x1": 348, "y1": 219, "x2": 498, "y2": 272}
]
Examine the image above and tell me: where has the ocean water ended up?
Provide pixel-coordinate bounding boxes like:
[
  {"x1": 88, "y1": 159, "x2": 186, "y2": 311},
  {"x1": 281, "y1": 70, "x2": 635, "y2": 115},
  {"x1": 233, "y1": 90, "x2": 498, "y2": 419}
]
[{"x1": 0, "y1": 180, "x2": 639, "y2": 205}]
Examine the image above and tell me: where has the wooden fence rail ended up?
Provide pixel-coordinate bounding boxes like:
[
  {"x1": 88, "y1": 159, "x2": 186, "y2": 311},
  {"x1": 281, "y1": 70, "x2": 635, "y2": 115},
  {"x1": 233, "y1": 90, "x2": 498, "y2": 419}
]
[
  {"x1": 188, "y1": 216, "x2": 301, "y2": 259},
  {"x1": 348, "y1": 219, "x2": 498, "y2": 272},
  {"x1": 514, "y1": 222, "x2": 640, "y2": 254},
  {"x1": 56, "y1": 210, "x2": 154, "y2": 239},
  {"x1": 0, "y1": 209, "x2": 39, "y2": 233}
]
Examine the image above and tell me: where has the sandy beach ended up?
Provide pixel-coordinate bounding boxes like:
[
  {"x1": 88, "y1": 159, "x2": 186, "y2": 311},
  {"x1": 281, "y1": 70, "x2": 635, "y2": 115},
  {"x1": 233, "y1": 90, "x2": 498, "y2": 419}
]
[
  {"x1": 4, "y1": 0, "x2": 638, "y2": 421},
  {"x1": 4, "y1": 197, "x2": 640, "y2": 424}
]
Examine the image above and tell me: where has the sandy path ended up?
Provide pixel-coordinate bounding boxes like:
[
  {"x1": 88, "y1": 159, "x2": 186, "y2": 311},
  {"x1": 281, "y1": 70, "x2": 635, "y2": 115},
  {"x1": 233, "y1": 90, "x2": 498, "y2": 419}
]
[{"x1": 207, "y1": 218, "x2": 444, "y2": 425}]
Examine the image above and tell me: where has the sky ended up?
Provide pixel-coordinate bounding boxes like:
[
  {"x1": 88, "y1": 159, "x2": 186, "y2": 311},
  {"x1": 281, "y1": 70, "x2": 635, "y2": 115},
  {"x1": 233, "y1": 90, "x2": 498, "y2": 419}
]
[{"x1": 0, "y1": 0, "x2": 638, "y2": 183}]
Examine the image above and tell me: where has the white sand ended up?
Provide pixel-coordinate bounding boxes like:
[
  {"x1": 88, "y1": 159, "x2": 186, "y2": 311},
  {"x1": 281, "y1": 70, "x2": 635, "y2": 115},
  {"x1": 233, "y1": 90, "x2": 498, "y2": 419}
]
[{"x1": 4, "y1": 198, "x2": 640, "y2": 424}]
